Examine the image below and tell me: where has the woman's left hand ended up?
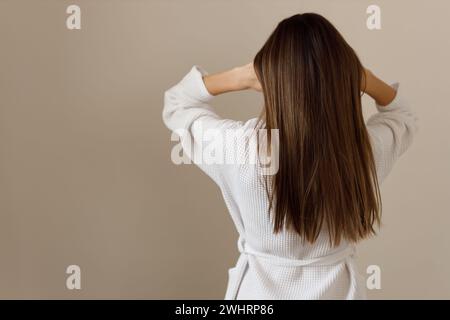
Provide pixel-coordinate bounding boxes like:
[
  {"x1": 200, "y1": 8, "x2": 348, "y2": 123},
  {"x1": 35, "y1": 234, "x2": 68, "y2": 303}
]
[{"x1": 237, "y1": 63, "x2": 262, "y2": 92}]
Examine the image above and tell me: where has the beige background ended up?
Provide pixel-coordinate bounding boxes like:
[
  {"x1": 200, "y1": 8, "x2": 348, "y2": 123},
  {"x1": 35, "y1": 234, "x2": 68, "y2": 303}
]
[{"x1": 0, "y1": 0, "x2": 449, "y2": 299}]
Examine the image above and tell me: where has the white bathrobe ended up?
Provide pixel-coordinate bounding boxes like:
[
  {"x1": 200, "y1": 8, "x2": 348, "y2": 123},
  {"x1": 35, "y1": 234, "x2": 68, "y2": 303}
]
[{"x1": 162, "y1": 65, "x2": 419, "y2": 300}]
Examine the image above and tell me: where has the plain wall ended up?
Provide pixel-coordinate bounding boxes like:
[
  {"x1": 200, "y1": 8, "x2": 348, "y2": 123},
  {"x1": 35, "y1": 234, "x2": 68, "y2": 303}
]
[{"x1": 0, "y1": 0, "x2": 449, "y2": 299}]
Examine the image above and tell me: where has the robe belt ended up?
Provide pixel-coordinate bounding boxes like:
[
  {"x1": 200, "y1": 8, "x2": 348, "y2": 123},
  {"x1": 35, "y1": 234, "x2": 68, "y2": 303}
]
[{"x1": 225, "y1": 235, "x2": 356, "y2": 299}]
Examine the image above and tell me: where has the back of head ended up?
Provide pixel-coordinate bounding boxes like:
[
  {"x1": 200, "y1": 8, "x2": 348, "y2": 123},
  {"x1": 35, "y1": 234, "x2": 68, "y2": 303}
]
[{"x1": 254, "y1": 13, "x2": 381, "y2": 246}]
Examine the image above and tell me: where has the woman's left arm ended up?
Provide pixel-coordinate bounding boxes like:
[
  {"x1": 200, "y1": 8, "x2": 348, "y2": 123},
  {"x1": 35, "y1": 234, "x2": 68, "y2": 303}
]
[
  {"x1": 203, "y1": 63, "x2": 261, "y2": 96},
  {"x1": 162, "y1": 64, "x2": 259, "y2": 185}
]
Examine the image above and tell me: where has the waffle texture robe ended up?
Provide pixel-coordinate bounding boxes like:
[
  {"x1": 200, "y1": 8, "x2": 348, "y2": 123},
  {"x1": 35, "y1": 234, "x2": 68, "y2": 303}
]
[{"x1": 162, "y1": 66, "x2": 419, "y2": 299}]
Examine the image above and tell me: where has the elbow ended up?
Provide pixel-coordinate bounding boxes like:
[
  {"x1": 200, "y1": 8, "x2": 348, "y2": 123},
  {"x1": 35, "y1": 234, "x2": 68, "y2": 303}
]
[
  {"x1": 402, "y1": 112, "x2": 420, "y2": 151},
  {"x1": 399, "y1": 105, "x2": 420, "y2": 143},
  {"x1": 408, "y1": 110, "x2": 420, "y2": 137},
  {"x1": 162, "y1": 89, "x2": 177, "y2": 130}
]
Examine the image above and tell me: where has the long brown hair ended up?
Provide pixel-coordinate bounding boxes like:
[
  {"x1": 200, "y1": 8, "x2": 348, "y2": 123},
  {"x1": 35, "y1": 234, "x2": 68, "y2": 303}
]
[{"x1": 254, "y1": 13, "x2": 381, "y2": 246}]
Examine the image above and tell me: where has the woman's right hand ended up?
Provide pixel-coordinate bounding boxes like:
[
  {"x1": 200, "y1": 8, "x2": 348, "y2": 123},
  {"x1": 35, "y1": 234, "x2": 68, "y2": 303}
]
[
  {"x1": 361, "y1": 68, "x2": 397, "y2": 106},
  {"x1": 361, "y1": 68, "x2": 373, "y2": 93}
]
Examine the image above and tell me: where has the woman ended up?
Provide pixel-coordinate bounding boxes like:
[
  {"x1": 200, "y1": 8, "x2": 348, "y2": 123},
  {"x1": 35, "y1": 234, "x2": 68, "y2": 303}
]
[{"x1": 162, "y1": 13, "x2": 418, "y2": 299}]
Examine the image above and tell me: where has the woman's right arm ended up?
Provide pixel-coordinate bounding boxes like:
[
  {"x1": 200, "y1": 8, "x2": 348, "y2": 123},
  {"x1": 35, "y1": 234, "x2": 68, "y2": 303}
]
[
  {"x1": 363, "y1": 69, "x2": 397, "y2": 106},
  {"x1": 363, "y1": 69, "x2": 419, "y2": 184}
]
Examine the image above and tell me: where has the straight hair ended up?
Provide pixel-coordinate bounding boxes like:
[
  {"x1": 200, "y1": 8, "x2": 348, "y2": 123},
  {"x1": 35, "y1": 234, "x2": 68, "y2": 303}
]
[{"x1": 254, "y1": 13, "x2": 381, "y2": 246}]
